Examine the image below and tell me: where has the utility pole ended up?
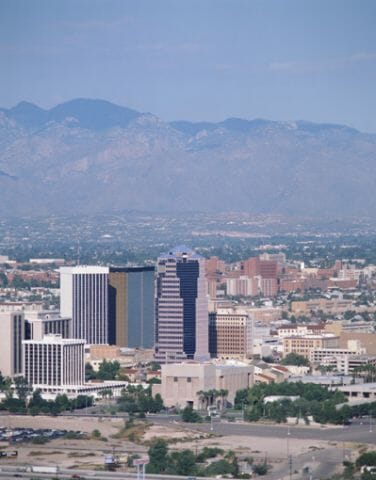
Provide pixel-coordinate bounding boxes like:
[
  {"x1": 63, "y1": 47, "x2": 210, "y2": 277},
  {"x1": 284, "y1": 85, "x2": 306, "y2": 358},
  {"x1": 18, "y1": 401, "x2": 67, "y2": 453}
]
[{"x1": 370, "y1": 413, "x2": 373, "y2": 433}]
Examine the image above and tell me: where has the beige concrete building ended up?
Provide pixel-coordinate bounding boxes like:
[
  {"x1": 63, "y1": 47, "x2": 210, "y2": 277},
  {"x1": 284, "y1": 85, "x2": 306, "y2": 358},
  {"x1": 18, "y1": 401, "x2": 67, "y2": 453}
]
[
  {"x1": 87, "y1": 345, "x2": 154, "y2": 370},
  {"x1": 242, "y1": 307, "x2": 283, "y2": 323},
  {"x1": 283, "y1": 334, "x2": 339, "y2": 359},
  {"x1": 155, "y1": 362, "x2": 253, "y2": 409},
  {"x1": 339, "y1": 332, "x2": 376, "y2": 355},
  {"x1": 0, "y1": 311, "x2": 24, "y2": 377},
  {"x1": 290, "y1": 299, "x2": 353, "y2": 315},
  {"x1": 209, "y1": 312, "x2": 252, "y2": 359},
  {"x1": 337, "y1": 382, "x2": 376, "y2": 403},
  {"x1": 277, "y1": 324, "x2": 325, "y2": 338}
]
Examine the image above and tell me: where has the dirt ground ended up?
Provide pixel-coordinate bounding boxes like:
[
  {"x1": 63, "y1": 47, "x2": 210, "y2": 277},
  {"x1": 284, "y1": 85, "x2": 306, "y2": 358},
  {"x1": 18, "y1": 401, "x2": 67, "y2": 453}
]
[{"x1": 0, "y1": 415, "x2": 368, "y2": 471}]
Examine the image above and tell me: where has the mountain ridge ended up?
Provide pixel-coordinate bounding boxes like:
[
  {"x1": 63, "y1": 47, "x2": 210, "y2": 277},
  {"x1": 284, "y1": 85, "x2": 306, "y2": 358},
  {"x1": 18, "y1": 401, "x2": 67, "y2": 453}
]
[{"x1": 0, "y1": 98, "x2": 375, "y2": 217}]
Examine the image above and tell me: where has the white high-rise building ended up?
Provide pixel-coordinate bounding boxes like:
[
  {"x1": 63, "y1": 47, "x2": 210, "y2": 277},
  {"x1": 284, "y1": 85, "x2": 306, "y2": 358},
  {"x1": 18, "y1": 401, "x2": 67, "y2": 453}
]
[
  {"x1": 155, "y1": 246, "x2": 209, "y2": 363},
  {"x1": 60, "y1": 266, "x2": 109, "y2": 344},
  {"x1": 0, "y1": 311, "x2": 24, "y2": 377},
  {"x1": 23, "y1": 334, "x2": 85, "y2": 388},
  {"x1": 26, "y1": 311, "x2": 71, "y2": 341}
]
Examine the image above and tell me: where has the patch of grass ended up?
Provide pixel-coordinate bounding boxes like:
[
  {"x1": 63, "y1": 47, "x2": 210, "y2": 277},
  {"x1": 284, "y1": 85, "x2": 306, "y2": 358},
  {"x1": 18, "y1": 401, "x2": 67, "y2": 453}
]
[
  {"x1": 68, "y1": 452, "x2": 96, "y2": 458},
  {"x1": 28, "y1": 450, "x2": 63, "y2": 456},
  {"x1": 111, "y1": 419, "x2": 150, "y2": 443}
]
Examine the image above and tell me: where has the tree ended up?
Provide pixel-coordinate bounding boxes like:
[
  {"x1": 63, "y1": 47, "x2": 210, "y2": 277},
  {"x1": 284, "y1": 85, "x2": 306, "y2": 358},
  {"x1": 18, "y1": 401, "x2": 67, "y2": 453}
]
[
  {"x1": 146, "y1": 439, "x2": 169, "y2": 473},
  {"x1": 14, "y1": 376, "x2": 31, "y2": 402},
  {"x1": 196, "y1": 390, "x2": 207, "y2": 412},
  {"x1": 253, "y1": 462, "x2": 268, "y2": 475},
  {"x1": 96, "y1": 359, "x2": 120, "y2": 380},
  {"x1": 205, "y1": 459, "x2": 238, "y2": 476},
  {"x1": 218, "y1": 389, "x2": 229, "y2": 410},
  {"x1": 148, "y1": 362, "x2": 161, "y2": 371},
  {"x1": 281, "y1": 353, "x2": 309, "y2": 367},
  {"x1": 181, "y1": 405, "x2": 202, "y2": 423},
  {"x1": 174, "y1": 450, "x2": 197, "y2": 476},
  {"x1": 356, "y1": 451, "x2": 376, "y2": 467},
  {"x1": 85, "y1": 362, "x2": 96, "y2": 381}
]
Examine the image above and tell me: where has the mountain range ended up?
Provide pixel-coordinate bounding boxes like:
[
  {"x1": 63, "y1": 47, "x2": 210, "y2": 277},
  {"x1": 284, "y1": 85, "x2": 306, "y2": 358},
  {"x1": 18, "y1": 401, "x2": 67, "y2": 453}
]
[{"x1": 0, "y1": 98, "x2": 375, "y2": 217}]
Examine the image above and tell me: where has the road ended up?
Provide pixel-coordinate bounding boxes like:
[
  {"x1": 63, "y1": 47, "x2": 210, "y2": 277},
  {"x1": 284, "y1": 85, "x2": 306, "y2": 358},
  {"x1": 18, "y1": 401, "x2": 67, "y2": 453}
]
[
  {"x1": 259, "y1": 446, "x2": 353, "y2": 480},
  {"x1": 160, "y1": 417, "x2": 376, "y2": 444},
  {"x1": 0, "y1": 465, "x2": 207, "y2": 480}
]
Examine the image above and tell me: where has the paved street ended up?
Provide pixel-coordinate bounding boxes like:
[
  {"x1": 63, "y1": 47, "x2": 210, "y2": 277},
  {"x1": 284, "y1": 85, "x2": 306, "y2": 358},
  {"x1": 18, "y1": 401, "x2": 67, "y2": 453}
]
[{"x1": 165, "y1": 417, "x2": 376, "y2": 444}]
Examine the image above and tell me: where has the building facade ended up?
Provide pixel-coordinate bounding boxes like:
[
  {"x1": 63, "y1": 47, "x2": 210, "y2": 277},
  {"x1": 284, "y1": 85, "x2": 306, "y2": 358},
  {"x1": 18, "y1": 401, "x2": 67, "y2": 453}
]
[
  {"x1": 108, "y1": 266, "x2": 155, "y2": 348},
  {"x1": 154, "y1": 362, "x2": 253, "y2": 409},
  {"x1": 23, "y1": 334, "x2": 85, "y2": 387},
  {"x1": 209, "y1": 311, "x2": 253, "y2": 359},
  {"x1": 0, "y1": 311, "x2": 24, "y2": 377},
  {"x1": 25, "y1": 311, "x2": 71, "y2": 341},
  {"x1": 283, "y1": 335, "x2": 339, "y2": 359},
  {"x1": 60, "y1": 266, "x2": 109, "y2": 344},
  {"x1": 155, "y1": 246, "x2": 209, "y2": 363}
]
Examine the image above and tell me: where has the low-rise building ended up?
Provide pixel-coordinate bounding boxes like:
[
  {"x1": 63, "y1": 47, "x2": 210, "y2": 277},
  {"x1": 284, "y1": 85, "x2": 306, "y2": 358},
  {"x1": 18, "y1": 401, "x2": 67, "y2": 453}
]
[
  {"x1": 154, "y1": 362, "x2": 253, "y2": 409},
  {"x1": 277, "y1": 324, "x2": 326, "y2": 338},
  {"x1": 283, "y1": 334, "x2": 339, "y2": 359},
  {"x1": 290, "y1": 299, "x2": 353, "y2": 315},
  {"x1": 337, "y1": 382, "x2": 376, "y2": 402}
]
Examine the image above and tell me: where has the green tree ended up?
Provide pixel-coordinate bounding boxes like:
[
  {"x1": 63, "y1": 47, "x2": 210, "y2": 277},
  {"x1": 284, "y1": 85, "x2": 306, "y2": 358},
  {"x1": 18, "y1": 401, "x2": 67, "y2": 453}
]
[
  {"x1": 281, "y1": 352, "x2": 309, "y2": 366},
  {"x1": 253, "y1": 462, "x2": 268, "y2": 475},
  {"x1": 14, "y1": 376, "x2": 30, "y2": 402},
  {"x1": 356, "y1": 451, "x2": 376, "y2": 467},
  {"x1": 181, "y1": 405, "x2": 202, "y2": 423},
  {"x1": 146, "y1": 439, "x2": 169, "y2": 474},
  {"x1": 96, "y1": 359, "x2": 120, "y2": 380},
  {"x1": 174, "y1": 450, "x2": 197, "y2": 476}
]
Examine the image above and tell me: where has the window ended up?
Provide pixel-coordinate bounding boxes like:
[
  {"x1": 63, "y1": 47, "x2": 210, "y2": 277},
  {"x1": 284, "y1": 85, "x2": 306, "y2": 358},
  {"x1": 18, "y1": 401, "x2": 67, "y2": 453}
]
[
  {"x1": 187, "y1": 377, "x2": 191, "y2": 383},
  {"x1": 173, "y1": 377, "x2": 178, "y2": 382}
]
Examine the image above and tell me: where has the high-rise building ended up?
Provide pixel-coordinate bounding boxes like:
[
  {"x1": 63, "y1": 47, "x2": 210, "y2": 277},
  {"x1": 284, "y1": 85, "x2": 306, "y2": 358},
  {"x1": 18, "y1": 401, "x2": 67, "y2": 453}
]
[
  {"x1": 60, "y1": 266, "x2": 109, "y2": 344},
  {"x1": 23, "y1": 334, "x2": 85, "y2": 388},
  {"x1": 25, "y1": 311, "x2": 71, "y2": 341},
  {"x1": 0, "y1": 311, "x2": 24, "y2": 377},
  {"x1": 209, "y1": 311, "x2": 253, "y2": 360},
  {"x1": 155, "y1": 246, "x2": 209, "y2": 363},
  {"x1": 108, "y1": 266, "x2": 155, "y2": 348}
]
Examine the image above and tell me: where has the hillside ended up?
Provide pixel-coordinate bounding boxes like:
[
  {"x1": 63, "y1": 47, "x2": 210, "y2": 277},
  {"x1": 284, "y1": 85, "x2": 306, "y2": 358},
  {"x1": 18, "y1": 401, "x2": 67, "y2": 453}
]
[{"x1": 0, "y1": 99, "x2": 375, "y2": 217}]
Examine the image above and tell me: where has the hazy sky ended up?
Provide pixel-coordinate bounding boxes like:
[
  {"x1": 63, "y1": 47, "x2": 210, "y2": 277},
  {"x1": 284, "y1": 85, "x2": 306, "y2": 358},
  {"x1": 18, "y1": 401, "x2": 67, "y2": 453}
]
[{"x1": 1, "y1": 0, "x2": 376, "y2": 131}]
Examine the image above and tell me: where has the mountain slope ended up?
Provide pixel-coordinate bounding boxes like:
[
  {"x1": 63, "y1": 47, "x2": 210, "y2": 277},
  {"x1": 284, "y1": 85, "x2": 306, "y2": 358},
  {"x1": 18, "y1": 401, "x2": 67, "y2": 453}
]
[{"x1": 0, "y1": 99, "x2": 375, "y2": 217}]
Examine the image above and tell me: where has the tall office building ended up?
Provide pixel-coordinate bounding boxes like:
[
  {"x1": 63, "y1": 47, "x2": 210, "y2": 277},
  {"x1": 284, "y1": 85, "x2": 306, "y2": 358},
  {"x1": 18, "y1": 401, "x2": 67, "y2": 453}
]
[
  {"x1": 60, "y1": 266, "x2": 109, "y2": 344},
  {"x1": 108, "y1": 266, "x2": 155, "y2": 348},
  {"x1": 155, "y1": 246, "x2": 209, "y2": 363},
  {"x1": 23, "y1": 334, "x2": 85, "y2": 388},
  {"x1": 209, "y1": 311, "x2": 253, "y2": 360},
  {"x1": 25, "y1": 311, "x2": 72, "y2": 341},
  {"x1": 0, "y1": 311, "x2": 24, "y2": 377}
]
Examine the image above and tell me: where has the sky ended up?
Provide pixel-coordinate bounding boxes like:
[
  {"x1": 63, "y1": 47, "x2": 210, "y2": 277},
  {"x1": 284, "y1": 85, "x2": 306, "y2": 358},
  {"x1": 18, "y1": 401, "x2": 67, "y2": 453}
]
[{"x1": 1, "y1": 0, "x2": 376, "y2": 132}]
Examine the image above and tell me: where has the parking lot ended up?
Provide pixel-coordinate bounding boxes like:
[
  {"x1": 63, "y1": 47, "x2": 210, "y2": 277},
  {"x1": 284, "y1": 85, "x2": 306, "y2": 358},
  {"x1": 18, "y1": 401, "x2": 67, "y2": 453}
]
[{"x1": 0, "y1": 427, "x2": 83, "y2": 444}]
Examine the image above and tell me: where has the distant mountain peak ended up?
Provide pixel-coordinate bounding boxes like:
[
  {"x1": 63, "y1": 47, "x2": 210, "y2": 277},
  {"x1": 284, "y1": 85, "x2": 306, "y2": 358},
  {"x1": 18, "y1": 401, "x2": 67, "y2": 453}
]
[{"x1": 0, "y1": 97, "x2": 375, "y2": 218}]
